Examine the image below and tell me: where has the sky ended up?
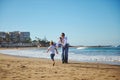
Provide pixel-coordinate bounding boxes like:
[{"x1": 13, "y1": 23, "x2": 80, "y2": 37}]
[{"x1": 0, "y1": 0, "x2": 120, "y2": 46}]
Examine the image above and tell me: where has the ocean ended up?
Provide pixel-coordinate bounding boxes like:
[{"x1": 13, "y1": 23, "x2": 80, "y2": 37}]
[{"x1": 0, "y1": 47, "x2": 120, "y2": 65}]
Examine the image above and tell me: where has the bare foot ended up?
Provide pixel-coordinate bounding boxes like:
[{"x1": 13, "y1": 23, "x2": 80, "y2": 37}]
[{"x1": 53, "y1": 62, "x2": 55, "y2": 66}]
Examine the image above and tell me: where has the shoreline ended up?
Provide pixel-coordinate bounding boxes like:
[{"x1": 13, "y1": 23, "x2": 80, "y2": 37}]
[
  {"x1": 0, "y1": 53, "x2": 120, "y2": 80},
  {"x1": 0, "y1": 47, "x2": 120, "y2": 66},
  {"x1": 1, "y1": 52, "x2": 120, "y2": 66},
  {"x1": 0, "y1": 47, "x2": 47, "y2": 49}
]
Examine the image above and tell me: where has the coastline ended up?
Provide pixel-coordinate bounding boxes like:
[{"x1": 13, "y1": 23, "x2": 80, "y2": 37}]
[
  {"x1": 0, "y1": 47, "x2": 120, "y2": 66},
  {"x1": 0, "y1": 53, "x2": 120, "y2": 80}
]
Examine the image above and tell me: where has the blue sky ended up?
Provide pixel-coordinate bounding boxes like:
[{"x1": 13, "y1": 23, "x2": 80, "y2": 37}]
[{"x1": 0, "y1": 0, "x2": 120, "y2": 46}]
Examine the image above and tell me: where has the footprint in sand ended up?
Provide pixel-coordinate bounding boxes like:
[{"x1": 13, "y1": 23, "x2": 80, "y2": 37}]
[
  {"x1": 54, "y1": 71, "x2": 57, "y2": 73},
  {"x1": 21, "y1": 65, "x2": 26, "y2": 68},
  {"x1": 7, "y1": 64, "x2": 10, "y2": 67},
  {"x1": 41, "y1": 76, "x2": 45, "y2": 78}
]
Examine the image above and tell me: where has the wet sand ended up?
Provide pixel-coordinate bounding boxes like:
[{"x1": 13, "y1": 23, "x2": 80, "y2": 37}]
[{"x1": 0, "y1": 53, "x2": 120, "y2": 80}]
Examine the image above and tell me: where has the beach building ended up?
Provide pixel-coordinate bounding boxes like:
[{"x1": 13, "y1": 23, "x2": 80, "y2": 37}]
[
  {"x1": 9, "y1": 31, "x2": 20, "y2": 43},
  {"x1": 19, "y1": 32, "x2": 30, "y2": 43},
  {"x1": 0, "y1": 31, "x2": 31, "y2": 47},
  {"x1": 0, "y1": 31, "x2": 31, "y2": 43},
  {"x1": 0, "y1": 32, "x2": 6, "y2": 43}
]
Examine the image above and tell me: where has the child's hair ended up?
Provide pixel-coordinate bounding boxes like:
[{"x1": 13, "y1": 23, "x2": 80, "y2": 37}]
[
  {"x1": 59, "y1": 37, "x2": 62, "y2": 40},
  {"x1": 50, "y1": 41, "x2": 54, "y2": 45},
  {"x1": 59, "y1": 37, "x2": 62, "y2": 42}
]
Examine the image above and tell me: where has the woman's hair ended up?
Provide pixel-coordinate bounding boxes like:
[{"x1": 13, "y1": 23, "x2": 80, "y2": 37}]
[{"x1": 61, "y1": 33, "x2": 65, "y2": 36}]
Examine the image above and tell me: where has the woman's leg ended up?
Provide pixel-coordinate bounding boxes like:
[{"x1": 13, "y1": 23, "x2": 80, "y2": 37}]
[
  {"x1": 62, "y1": 47, "x2": 65, "y2": 63},
  {"x1": 65, "y1": 44, "x2": 69, "y2": 63}
]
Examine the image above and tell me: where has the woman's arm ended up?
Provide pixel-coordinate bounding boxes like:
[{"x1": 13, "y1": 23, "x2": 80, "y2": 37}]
[{"x1": 62, "y1": 37, "x2": 67, "y2": 47}]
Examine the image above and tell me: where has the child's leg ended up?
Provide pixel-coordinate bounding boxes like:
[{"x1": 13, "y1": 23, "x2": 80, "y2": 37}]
[
  {"x1": 52, "y1": 60, "x2": 55, "y2": 66},
  {"x1": 50, "y1": 54, "x2": 55, "y2": 66}
]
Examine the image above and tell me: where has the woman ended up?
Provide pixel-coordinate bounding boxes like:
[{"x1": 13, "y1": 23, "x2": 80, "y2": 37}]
[{"x1": 58, "y1": 33, "x2": 69, "y2": 63}]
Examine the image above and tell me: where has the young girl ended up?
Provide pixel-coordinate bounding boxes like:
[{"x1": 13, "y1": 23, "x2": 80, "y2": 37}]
[{"x1": 47, "y1": 41, "x2": 58, "y2": 66}]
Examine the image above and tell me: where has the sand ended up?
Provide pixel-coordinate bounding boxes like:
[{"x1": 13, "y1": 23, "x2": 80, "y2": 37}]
[{"x1": 0, "y1": 53, "x2": 120, "y2": 80}]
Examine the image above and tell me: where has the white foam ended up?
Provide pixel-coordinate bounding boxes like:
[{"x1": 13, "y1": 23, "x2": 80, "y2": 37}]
[
  {"x1": 0, "y1": 49, "x2": 61, "y2": 59},
  {"x1": 0, "y1": 48, "x2": 120, "y2": 65},
  {"x1": 77, "y1": 47, "x2": 87, "y2": 50}
]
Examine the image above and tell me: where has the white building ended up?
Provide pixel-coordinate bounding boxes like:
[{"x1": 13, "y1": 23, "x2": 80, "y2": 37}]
[
  {"x1": 19, "y1": 32, "x2": 30, "y2": 42},
  {"x1": 0, "y1": 31, "x2": 31, "y2": 43}
]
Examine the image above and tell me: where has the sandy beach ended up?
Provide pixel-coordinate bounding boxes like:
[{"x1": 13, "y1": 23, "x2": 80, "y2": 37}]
[{"x1": 0, "y1": 53, "x2": 120, "y2": 80}]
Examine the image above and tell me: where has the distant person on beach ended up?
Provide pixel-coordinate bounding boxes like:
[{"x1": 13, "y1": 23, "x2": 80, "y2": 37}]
[
  {"x1": 47, "y1": 41, "x2": 58, "y2": 66},
  {"x1": 57, "y1": 33, "x2": 69, "y2": 63}
]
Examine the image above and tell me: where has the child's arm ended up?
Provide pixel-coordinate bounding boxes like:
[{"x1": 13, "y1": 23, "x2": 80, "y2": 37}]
[
  {"x1": 47, "y1": 49, "x2": 49, "y2": 53},
  {"x1": 47, "y1": 46, "x2": 51, "y2": 53},
  {"x1": 47, "y1": 47, "x2": 50, "y2": 53},
  {"x1": 55, "y1": 48, "x2": 58, "y2": 54}
]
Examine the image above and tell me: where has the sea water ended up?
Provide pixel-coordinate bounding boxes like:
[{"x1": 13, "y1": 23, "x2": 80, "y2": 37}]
[{"x1": 0, "y1": 47, "x2": 120, "y2": 65}]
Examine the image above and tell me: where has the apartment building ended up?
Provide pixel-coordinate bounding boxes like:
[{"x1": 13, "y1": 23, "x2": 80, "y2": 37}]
[{"x1": 0, "y1": 31, "x2": 30, "y2": 43}]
